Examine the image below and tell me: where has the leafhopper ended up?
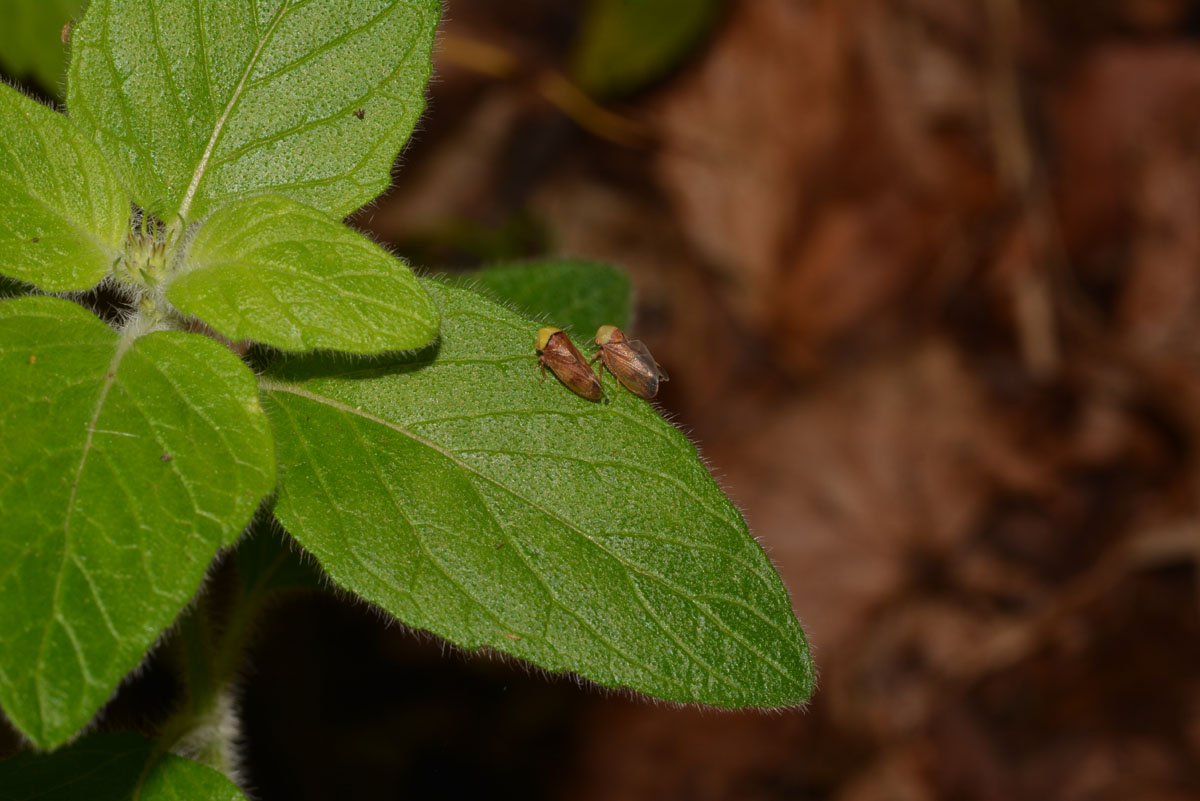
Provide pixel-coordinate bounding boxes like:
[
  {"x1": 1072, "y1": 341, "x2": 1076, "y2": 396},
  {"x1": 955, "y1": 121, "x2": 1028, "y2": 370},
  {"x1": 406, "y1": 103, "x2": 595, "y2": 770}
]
[
  {"x1": 592, "y1": 325, "x2": 668, "y2": 399},
  {"x1": 536, "y1": 327, "x2": 603, "y2": 400}
]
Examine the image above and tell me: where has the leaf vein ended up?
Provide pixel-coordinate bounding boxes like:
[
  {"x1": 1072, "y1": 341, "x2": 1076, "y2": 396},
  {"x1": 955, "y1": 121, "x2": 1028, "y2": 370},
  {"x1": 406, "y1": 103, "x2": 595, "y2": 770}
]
[
  {"x1": 176, "y1": 0, "x2": 292, "y2": 220},
  {"x1": 266, "y1": 382, "x2": 760, "y2": 691}
]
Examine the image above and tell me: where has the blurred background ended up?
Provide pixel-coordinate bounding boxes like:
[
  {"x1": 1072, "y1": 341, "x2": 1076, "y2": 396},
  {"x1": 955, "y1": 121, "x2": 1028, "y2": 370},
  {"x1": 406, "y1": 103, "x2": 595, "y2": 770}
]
[{"x1": 6, "y1": 0, "x2": 1200, "y2": 798}]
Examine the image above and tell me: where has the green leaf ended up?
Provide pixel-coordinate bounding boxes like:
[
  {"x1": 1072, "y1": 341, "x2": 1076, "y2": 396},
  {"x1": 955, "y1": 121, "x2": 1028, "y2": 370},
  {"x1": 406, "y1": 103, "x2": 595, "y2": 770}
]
[
  {"x1": 0, "y1": 83, "x2": 130, "y2": 292},
  {"x1": 0, "y1": 0, "x2": 83, "y2": 93},
  {"x1": 66, "y1": 0, "x2": 441, "y2": 223},
  {"x1": 572, "y1": 0, "x2": 726, "y2": 98},
  {"x1": 0, "y1": 732, "x2": 247, "y2": 801},
  {"x1": 451, "y1": 259, "x2": 631, "y2": 337},
  {"x1": 168, "y1": 194, "x2": 439, "y2": 353},
  {"x1": 0, "y1": 296, "x2": 276, "y2": 748},
  {"x1": 262, "y1": 282, "x2": 814, "y2": 708}
]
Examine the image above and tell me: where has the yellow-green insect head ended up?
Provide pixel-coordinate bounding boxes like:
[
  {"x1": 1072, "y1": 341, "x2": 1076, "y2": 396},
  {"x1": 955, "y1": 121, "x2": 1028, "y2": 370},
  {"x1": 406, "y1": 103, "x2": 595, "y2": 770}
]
[
  {"x1": 594, "y1": 325, "x2": 619, "y2": 345},
  {"x1": 536, "y1": 327, "x2": 562, "y2": 351}
]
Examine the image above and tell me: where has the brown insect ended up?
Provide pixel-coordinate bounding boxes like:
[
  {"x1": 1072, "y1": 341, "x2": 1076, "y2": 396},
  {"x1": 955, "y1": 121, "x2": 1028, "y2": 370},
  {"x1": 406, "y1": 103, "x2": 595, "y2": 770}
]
[
  {"x1": 536, "y1": 327, "x2": 602, "y2": 400},
  {"x1": 592, "y1": 325, "x2": 668, "y2": 399},
  {"x1": 353, "y1": 109, "x2": 365, "y2": 119}
]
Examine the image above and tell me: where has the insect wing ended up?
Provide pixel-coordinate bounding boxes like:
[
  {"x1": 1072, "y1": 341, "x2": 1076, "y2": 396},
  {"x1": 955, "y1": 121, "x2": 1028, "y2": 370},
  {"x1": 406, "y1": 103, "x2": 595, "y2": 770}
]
[
  {"x1": 627, "y1": 339, "x2": 668, "y2": 382},
  {"x1": 542, "y1": 333, "x2": 603, "y2": 400},
  {"x1": 602, "y1": 340, "x2": 663, "y2": 399}
]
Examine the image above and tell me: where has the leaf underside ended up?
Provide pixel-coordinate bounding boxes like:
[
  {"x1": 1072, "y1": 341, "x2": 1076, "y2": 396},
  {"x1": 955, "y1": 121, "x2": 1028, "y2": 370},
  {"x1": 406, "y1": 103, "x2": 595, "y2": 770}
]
[
  {"x1": 264, "y1": 281, "x2": 814, "y2": 709},
  {"x1": 169, "y1": 193, "x2": 439, "y2": 353},
  {"x1": 0, "y1": 297, "x2": 276, "y2": 748},
  {"x1": 0, "y1": 732, "x2": 247, "y2": 801},
  {"x1": 0, "y1": 82, "x2": 130, "y2": 292},
  {"x1": 66, "y1": 0, "x2": 442, "y2": 222}
]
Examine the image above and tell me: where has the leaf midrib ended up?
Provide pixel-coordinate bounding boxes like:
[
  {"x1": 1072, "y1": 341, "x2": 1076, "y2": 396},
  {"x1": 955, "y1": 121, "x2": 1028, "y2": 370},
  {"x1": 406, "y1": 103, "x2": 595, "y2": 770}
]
[
  {"x1": 175, "y1": 2, "x2": 291, "y2": 221},
  {"x1": 34, "y1": 328, "x2": 134, "y2": 736},
  {"x1": 263, "y1": 379, "x2": 802, "y2": 691},
  {"x1": 269, "y1": 392, "x2": 689, "y2": 693}
]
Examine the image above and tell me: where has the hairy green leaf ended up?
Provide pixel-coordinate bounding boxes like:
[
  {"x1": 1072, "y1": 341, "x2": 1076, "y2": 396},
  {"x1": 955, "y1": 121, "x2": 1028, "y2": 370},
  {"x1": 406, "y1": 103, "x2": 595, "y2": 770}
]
[
  {"x1": 0, "y1": 83, "x2": 130, "y2": 292},
  {"x1": 0, "y1": 0, "x2": 83, "y2": 93},
  {"x1": 0, "y1": 732, "x2": 246, "y2": 801},
  {"x1": 452, "y1": 259, "x2": 631, "y2": 336},
  {"x1": 573, "y1": 0, "x2": 726, "y2": 98},
  {"x1": 263, "y1": 282, "x2": 813, "y2": 708},
  {"x1": 169, "y1": 194, "x2": 438, "y2": 353},
  {"x1": 0, "y1": 297, "x2": 276, "y2": 747},
  {"x1": 66, "y1": 0, "x2": 441, "y2": 223}
]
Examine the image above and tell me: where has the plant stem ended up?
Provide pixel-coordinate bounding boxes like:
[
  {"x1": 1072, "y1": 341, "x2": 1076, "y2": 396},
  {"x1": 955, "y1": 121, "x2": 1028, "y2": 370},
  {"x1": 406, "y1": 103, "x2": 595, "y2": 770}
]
[{"x1": 157, "y1": 535, "x2": 299, "y2": 783}]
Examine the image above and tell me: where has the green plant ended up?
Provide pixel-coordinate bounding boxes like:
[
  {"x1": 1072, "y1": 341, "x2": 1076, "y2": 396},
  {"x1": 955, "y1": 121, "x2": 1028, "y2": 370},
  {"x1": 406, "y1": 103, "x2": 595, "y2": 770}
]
[
  {"x1": 572, "y1": 0, "x2": 728, "y2": 98},
  {"x1": 0, "y1": 0, "x2": 813, "y2": 794},
  {"x1": 0, "y1": 0, "x2": 83, "y2": 94}
]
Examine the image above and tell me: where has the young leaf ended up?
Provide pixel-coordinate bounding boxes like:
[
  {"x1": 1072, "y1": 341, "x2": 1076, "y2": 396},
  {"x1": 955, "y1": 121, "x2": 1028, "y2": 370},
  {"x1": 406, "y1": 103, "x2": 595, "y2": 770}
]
[
  {"x1": 0, "y1": 83, "x2": 130, "y2": 292},
  {"x1": 262, "y1": 282, "x2": 814, "y2": 709},
  {"x1": 168, "y1": 194, "x2": 439, "y2": 353},
  {"x1": 66, "y1": 0, "x2": 441, "y2": 223},
  {"x1": 0, "y1": 0, "x2": 83, "y2": 93},
  {"x1": 0, "y1": 732, "x2": 247, "y2": 801},
  {"x1": 451, "y1": 259, "x2": 631, "y2": 336},
  {"x1": 0, "y1": 297, "x2": 276, "y2": 748},
  {"x1": 572, "y1": 0, "x2": 726, "y2": 98}
]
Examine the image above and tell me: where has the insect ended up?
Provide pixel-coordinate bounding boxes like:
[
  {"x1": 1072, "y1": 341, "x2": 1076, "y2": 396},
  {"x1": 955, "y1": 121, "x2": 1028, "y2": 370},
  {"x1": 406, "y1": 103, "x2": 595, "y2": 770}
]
[
  {"x1": 592, "y1": 325, "x2": 668, "y2": 399},
  {"x1": 353, "y1": 109, "x2": 365, "y2": 119},
  {"x1": 536, "y1": 327, "x2": 603, "y2": 400}
]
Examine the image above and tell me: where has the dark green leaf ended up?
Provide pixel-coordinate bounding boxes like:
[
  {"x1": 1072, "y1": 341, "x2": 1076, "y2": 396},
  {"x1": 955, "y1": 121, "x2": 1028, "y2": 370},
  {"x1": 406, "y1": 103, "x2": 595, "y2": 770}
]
[
  {"x1": 450, "y1": 259, "x2": 631, "y2": 337},
  {"x1": 0, "y1": 1, "x2": 83, "y2": 93},
  {"x1": 262, "y1": 281, "x2": 814, "y2": 709},
  {"x1": 572, "y1": 0, "x2": 726, "y2": 98},
  {"x1": 0, "y1": 732, "x2": 246, "y2": 801}
]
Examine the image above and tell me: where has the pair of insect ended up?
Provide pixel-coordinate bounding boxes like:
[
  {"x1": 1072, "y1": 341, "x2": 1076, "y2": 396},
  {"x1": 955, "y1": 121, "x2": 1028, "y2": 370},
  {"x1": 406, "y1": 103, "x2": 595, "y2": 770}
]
[{"x1": 536, "y1": 326, "x2": 667, "y2": 400}]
